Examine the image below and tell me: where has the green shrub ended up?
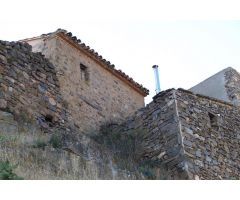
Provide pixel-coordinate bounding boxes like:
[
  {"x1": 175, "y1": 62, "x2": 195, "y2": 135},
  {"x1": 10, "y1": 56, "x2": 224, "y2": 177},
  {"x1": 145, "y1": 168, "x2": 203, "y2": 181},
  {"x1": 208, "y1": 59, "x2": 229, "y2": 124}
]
[
  {"x1": 139, "y1": 165, "x2": 156, "y2": 179},
  {"x1": 32, "y1": 139, "x2": 47, "y2": 149},
  {"x1": 49, "y1": 134, "x2": 62, "y2": 148},
  {"x1": 0, "y1": 135, "x2": 17, "y2": 144},
  {"x1": 0, "y1": 160, "x2": 23, "y2": 180}
]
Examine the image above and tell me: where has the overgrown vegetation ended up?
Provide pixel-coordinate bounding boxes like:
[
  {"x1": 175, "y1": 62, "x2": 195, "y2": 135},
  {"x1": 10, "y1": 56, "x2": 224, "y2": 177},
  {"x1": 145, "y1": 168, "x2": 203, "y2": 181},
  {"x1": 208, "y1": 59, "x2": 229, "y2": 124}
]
[
  {"x1": 91, "y1": 124, "x2": 138, "y2": 160},
  {"x1": 137, "y1": 159, "x2": 170, "y2": 180},
  {"x1": 0, "y1": 160, "x2": 23, "y2": 180},
  {"x1": 139, "y1": 167, "x2": 156, "y2": 179},
  {"x1": 14, "y1": 109, "x2": 36, "y2": 125},
  {"x1": 90, "y1": 124, "x2": 160, "y2": 179},
  {"x1": 49, "y1": 134, "x2": 62, "y2": 149},
  {"x1": 0, "y1": 135, "x2": 17, "y2": 143},
  {"x1": 32, "y1": 139, "x2": 47, "y2": 149},
  {"x1": 32, "y1": 133, "x2": 63, "y2": 149}
]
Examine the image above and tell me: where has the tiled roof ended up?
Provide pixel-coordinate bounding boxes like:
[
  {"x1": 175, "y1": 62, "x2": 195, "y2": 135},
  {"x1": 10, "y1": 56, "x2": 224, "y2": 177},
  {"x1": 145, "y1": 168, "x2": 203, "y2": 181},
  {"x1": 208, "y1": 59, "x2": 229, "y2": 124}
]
[{"x1": 21, "y1": 29, "x2": 149, "y2": 96}]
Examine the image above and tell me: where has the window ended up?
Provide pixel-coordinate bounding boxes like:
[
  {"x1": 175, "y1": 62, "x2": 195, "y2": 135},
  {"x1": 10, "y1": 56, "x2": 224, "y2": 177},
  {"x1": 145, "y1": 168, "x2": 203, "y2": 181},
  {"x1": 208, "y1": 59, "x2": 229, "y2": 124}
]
[{"x1": 80, "y1": 63, "x2": 89, "y2": 82}]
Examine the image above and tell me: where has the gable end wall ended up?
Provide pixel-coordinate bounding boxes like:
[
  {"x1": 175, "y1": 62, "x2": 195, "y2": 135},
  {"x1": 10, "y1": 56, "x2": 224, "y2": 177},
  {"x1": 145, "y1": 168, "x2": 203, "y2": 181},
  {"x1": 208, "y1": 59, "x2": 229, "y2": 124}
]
[{"x1": 26, "y1": 36, "x2": 145, "y2": 133}]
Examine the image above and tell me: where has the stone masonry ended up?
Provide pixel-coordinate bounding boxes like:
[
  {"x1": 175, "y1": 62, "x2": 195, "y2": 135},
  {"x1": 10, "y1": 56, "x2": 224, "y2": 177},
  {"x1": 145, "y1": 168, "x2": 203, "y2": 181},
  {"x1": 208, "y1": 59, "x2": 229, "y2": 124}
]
[
  {"x1": 1, "y1": 30, "x2": 240, "y2": 179},
  {"x1": 21, "y1": 29, "x2": 149, "y2": 133},
  {"x1": 112, "y1": 88, "x2": 240, "y2": 179},
  {"x1": 177, "y1": 89, "x2": 240, "y2": 179},
  {"x1": 0, "y1": 40, "x2": 68, "y2": 130}
]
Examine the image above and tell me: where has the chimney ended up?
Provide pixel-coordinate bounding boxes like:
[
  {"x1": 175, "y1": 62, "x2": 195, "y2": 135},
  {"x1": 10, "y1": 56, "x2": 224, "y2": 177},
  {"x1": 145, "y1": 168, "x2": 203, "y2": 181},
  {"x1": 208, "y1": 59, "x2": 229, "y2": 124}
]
[{"x1": 152, "y1": 65, "x2": 161, "y2": 94}]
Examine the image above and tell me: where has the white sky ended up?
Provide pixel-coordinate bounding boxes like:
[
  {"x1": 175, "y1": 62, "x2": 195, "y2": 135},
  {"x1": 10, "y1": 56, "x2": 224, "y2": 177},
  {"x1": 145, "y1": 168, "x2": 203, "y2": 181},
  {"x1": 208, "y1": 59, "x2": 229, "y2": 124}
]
[{"x1": 1, "y1": 0, "x2": 240, "y2": 103}]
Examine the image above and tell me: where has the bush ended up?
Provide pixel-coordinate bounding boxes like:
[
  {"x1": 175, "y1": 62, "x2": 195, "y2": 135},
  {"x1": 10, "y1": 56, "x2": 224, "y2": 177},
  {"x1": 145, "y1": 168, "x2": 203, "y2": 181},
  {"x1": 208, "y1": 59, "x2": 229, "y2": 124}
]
[
  {"x1": 32, "y1": 139, "x2": 47, "y2": 149},
  {"x1": 0, "y1": 160, "x2": 23, "y2": 180},
  {"x1": 139, "y1": 165, "x2": 156, "y2": 179},
  {"x1": 49, "y1": 134, "x2": 62, "y2": 148}
]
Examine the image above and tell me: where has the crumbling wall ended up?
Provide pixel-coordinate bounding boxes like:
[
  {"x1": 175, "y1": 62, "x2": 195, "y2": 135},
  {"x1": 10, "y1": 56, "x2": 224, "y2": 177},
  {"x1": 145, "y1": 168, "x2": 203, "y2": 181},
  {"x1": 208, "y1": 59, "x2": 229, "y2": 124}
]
[
  {"x1": 136, "y1": 89, "x2": 188, "y2": 179},
  {"x1": 224, "y1": 68, "x2": 240, "y2": 105},
  {"x1": 190, "y1": 67, "x2": 240, "y2": 106},
  {"x1": 176, "y1": 89, "x2": 240, "y2": 180},
  {"x1": 0, "y1": 40, "x2": 68, "y2": 129},
  {"x1": 108, "y1": 89, "x2": 189, "y2": 179},
  {"x1": 0, "y1": 39, "x2": 146, "y2": 180},
  {"x1": 108, "y1": 88, "x2": 240, "y2": 180}
]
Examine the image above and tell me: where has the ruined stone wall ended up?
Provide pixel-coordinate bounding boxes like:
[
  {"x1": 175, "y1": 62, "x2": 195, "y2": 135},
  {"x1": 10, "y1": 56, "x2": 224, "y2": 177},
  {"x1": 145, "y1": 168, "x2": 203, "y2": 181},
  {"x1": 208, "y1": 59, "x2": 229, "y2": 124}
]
[
  {"x1": 137, "y1": 90, "x2": 188, "y2": 179},
  {"x1": 224, "y1": 68, "x2": 240, "y2": 105},
  {"x1": 26, "y1": 36, "x2": 145, "y2": 133},
  {"x1": 176, "y1": 89, "x2": 240, "y2": 180},
  {"x1": 190, "y1": 67, "x2": 240, "y2": 106},
  {"x1": 0, "y1": 40, "x2": 68, "y2": 129},
  {"x1": 109, "y1": 89, "x2": 189, "y2": 179},
  {"x1": 109, "y1": 88, "x2": 240, "y2": 179}
]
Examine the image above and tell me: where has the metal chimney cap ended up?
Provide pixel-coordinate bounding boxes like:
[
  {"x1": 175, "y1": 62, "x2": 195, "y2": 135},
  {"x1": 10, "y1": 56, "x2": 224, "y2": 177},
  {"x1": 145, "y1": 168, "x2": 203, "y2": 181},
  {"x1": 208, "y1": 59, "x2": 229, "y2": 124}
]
[{"x1": 152, "y1": 65, "x2": 158, "y2": 68}]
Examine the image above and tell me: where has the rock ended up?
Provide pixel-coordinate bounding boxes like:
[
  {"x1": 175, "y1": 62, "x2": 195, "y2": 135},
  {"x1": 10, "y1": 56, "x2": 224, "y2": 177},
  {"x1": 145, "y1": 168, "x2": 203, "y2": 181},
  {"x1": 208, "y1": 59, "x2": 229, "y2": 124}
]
[
  {"x1": 167, "y1": 100, "x2": 174, "y2": 106},
  {"x1": 183, "y1": 139, "x2": 193, "y2": 147},
  {"x1": 0, "y1": 99, "x2": 7, "y2": 109},
  {"x1": 49, "y1": 97, "x2": 56, "y2": 106},
  {"x1": 193, "y1": 133, "x2": 200, "y2": 139},
  {"x1": 195, "y1": 160, "x2": 204, "y2": 167},
  {"x1": 157, "y1": 151, "x2": 166, "y2": 159},
  {"x1": 22, "y1": 71, "x2": 29, "y2": 79},
  {"x1": 1, "y1": 83, "x2": 8, "y2": 92},
  {"x1": 194, "y1": 175, "x2": 200, "y2": 180},
  {"x1": 196, "y1": 149, "x2": 202, "y2": 158},
  {"x1": 6, "y1": 76, "x2": 15, "y2": 83},
  {"x1": 38, "y1": 84, "x2": 46, "y2": 93},
  {"x1": 185, "y1": 127, "x2": 193, "y2": 135},
  {"x1": 206, "y1": 156, "x2": 212, "y2": 162},
  {"x1": 0, "y1": 54, "x2": 7, "y2": 63}
]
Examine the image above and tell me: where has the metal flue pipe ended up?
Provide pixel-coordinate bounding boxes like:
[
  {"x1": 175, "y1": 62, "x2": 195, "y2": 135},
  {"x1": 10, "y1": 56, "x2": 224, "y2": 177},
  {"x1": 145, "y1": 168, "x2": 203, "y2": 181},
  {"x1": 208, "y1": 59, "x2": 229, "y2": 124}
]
[{"x1": 152, "y1": 65, "x2": 161, "y2": 94}]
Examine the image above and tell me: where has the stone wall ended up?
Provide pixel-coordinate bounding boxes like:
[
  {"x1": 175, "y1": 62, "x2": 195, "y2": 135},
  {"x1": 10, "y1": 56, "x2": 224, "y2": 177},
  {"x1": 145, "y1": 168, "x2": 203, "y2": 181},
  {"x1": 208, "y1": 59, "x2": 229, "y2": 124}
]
[
  {"x1": 224, "y1": 68, "x2": 240, "y2": 105},
  {"x1": 109, "y1": 89, "x2": 189, "y2": 179},
  {"x1": 137, "y1": 90, "x2": 189, "y2": 179},
  {"x1": 176, "y1": 89, "x2": 240, "y2": 180},
  {"x1": 26, "y1": 36, "x2": 145, "y2": 133},
  {"x1": 0, "y1": 40, "x2": 68, "y2": 129},
  {"x1": 109, "y1": 88, "x2": 240, "y2": 179},
  {"x1": 1, "y1": 39, "x2": 239, "y2": 179}
]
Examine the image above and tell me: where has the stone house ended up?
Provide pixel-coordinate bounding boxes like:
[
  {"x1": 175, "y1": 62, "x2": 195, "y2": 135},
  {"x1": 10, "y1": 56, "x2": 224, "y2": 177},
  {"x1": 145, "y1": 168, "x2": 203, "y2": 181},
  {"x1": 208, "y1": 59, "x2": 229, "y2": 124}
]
[{"x1": 20, "y1": 29, "x2": 149, "y2": 132}]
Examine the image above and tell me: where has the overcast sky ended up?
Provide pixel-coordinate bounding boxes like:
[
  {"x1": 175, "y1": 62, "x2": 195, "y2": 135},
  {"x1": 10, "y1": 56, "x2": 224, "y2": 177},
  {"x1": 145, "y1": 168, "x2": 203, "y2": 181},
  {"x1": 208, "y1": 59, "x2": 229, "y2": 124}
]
[{"x1": 1, "y1": 0, "x2": 240, "y2": 104}]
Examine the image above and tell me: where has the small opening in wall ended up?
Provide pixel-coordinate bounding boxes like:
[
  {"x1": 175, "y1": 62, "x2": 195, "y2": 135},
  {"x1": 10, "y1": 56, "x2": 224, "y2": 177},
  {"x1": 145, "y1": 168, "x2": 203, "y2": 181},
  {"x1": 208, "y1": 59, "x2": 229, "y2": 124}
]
[
  {"x1": 45, "y1": 114, "x2": 54, "y2": 127},
  {"x1": 208, "y1": 112, "x2": 218, "y2": 128},
  {"x1": 80, "y1": 63, "x2": 89, "y2": 82}
]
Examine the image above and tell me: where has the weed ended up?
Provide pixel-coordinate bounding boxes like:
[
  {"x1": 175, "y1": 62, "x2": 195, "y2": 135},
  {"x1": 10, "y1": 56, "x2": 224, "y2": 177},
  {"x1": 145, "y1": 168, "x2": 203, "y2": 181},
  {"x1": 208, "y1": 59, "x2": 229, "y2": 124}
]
[
  {"x1": 0, "y1": 135, "x2": 17, "y2": 143},
  {"x1": 49, "y1": 134, "x2": 62, "y2": 148},
  {"x1": 32, "y1": 139, "x2": 47, "y2": 149},
  {"x1": 0, "y1": 160, "x2": 23, "y2": 180}
]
